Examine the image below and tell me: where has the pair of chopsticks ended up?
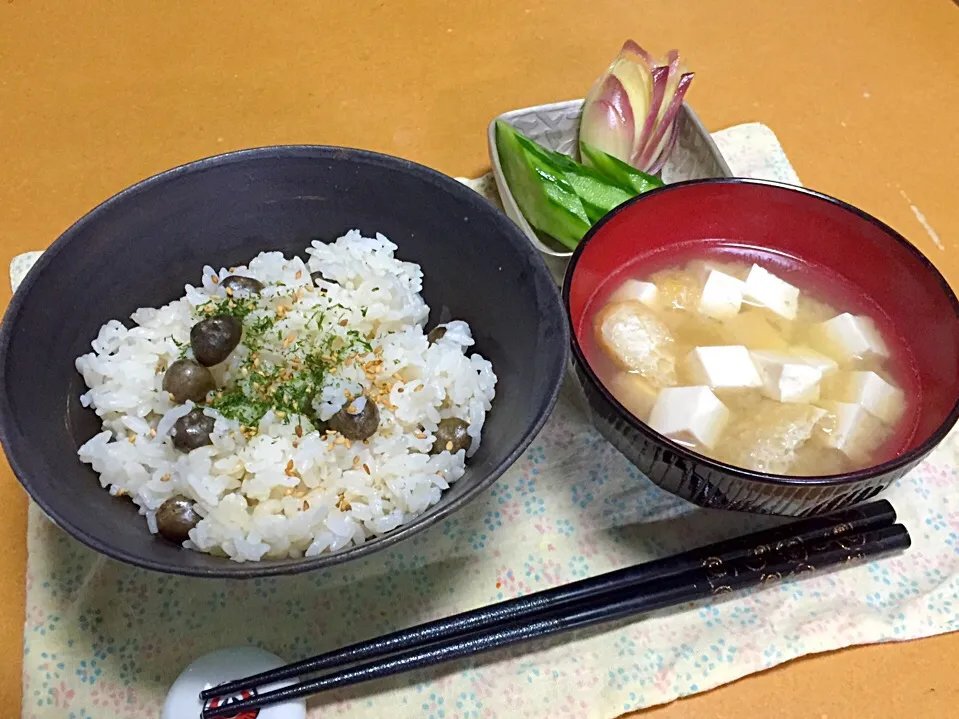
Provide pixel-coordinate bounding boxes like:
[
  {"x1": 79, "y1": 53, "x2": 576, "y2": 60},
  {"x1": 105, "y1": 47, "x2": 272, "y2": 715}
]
[{"x1": 200, "y1": 499, "x2": 907, "y2": 717}]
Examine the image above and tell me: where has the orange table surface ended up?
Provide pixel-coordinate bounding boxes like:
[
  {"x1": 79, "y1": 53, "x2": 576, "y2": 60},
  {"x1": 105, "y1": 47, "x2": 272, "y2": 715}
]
[{"x1": 2, "y1": 1, "x2": 959, "y2": 716}]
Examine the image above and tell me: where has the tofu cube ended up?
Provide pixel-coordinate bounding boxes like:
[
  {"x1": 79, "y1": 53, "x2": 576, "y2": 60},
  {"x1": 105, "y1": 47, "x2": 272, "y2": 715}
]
[
  {"x1": 809, "y1": 313, "x2": 890, "y2": 364},
  {"x1": 684, "y1": 346, "x2": 763, "y2": 390},
  {"x1": 608, "y1": 279, "x2": 659, "y2": 308},
  {"x1": 821, "y1": 370, "x2": 905, "y2": 424},
  {"x1": 750, "y1": 350, "x2": 823, "y2": 403},
  {"x1": 698, "y1": 270, "x2": 746, "y2": 320},
  {"x1": 815, "y1": 400, "x2": 889, "y2": 463},
  {"x1": 648, "y1": 386, "x2": 730, "y2": 449},
  {"x1": 607, "y1": 372, "x2": 659, "y2": 422},
  {"x1": 790, "y1": 346, "x2": 839, "y2": 375},
  {"x1": 720, "y1": 311, "x2": 789, "y2": 350},
  {"x1": 688, "y1": 259, "x2": 748, "y2": 282},
  {"x1": 743, "y1": 264, "x2": 800, "y2": 320}
]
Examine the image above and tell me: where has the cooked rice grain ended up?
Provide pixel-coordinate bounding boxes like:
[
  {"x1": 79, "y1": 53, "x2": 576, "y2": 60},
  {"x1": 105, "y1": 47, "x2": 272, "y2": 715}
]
[{"x1": 75, "y1": 231, "x2": 496, "y2": 561}]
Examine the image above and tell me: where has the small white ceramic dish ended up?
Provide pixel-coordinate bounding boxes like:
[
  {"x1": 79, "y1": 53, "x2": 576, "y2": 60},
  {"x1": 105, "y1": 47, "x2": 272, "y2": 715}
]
[{"x1": 487, "y1": 99, "x2": 732, "y2": 281}]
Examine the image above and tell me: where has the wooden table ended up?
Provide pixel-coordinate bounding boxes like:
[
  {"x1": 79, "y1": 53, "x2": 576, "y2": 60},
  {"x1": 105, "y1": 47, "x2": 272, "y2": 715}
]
[{"x1": 2, "y1": 1, "x2": 958, "y2": 715}]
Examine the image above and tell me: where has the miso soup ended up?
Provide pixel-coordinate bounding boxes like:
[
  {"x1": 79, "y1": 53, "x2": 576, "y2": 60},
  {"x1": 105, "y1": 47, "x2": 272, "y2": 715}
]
[{"x1": 588, "y1": 256, "x2": 914, "y2": 476}]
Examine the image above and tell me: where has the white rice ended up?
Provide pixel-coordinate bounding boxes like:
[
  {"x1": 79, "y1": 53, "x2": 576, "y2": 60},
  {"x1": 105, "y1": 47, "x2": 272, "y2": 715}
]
[{"x1": 74, "y1": 231, "x2": 497, "y2": 561}]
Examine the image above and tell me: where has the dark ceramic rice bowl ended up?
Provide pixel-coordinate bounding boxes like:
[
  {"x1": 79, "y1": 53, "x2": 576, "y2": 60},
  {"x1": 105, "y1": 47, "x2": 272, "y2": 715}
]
[{"x1": 0, "y1": 146, "x2": 568, "y2": 577}]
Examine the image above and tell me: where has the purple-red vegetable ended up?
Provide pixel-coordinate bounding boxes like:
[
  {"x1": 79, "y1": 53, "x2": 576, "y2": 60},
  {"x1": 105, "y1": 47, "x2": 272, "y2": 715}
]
[{"x1": 579, "y1": 40, "x2": 694, "y2": 175}]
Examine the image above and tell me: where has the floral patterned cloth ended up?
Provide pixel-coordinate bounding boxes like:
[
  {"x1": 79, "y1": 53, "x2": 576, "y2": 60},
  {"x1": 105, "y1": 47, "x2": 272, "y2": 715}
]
[{"x1": 14, "y1": 124, "x2": 959, "y2": 719}]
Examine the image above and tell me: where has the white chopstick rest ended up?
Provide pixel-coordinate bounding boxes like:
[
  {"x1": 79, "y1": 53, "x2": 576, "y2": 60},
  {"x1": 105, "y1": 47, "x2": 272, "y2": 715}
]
[{"x1": 163, "y1": 647, "x2": 306, "y2": 719}]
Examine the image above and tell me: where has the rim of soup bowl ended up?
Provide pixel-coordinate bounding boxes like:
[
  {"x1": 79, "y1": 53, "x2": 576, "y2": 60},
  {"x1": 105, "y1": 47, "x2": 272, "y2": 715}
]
[{"x1": 563, "y1": 177, "x2": 959, "y2": 488}]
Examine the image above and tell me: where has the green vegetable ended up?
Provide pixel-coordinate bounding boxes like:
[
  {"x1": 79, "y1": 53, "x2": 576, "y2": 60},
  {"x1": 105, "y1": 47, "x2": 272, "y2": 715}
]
[
  {"x1": 512, "y1": 133, "x2": 635, "y2": 224},
  {"x1": 580, "y1": 142, "x2": 664, "y2": 194},
  {"x1": 496, "y1": 121, "x2": 666, "y2": 248},
  {"x1": 495, "y1": 120, "x2": 591, "y2": 249}
]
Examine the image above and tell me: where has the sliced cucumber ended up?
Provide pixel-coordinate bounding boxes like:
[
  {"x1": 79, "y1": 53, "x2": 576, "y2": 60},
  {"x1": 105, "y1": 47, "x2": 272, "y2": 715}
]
[
  {"x1": 495, "y1": 120, "x2": 591, "y2": 249},
  {"x1": 580, "y1": 142, "x2": 664, "y2": 194},
  {"x1": 512, "y1": 134, "x2": 634, "y2": 223}
]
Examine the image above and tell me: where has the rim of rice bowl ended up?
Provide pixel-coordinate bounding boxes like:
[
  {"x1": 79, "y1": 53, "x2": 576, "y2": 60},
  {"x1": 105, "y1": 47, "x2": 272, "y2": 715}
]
[{"x1": 74, "y1": 231, "x2": 497, "y2": 562}]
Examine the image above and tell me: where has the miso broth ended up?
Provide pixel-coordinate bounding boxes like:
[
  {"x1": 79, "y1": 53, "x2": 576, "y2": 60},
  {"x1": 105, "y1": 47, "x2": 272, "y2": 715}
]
[{"x1": 589, "y1": 256, "x2": 914, "y2": 476}]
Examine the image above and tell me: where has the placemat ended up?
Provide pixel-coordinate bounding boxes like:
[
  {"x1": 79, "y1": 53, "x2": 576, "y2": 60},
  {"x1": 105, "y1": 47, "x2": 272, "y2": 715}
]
[{"x1": 14, "y1": 124, "x2": 959, "y2": 719}]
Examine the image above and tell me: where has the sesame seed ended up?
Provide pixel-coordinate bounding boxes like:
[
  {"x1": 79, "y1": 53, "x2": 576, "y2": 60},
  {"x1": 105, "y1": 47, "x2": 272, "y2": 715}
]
[
  {"x1": 338, "y1": 319, "x2": 349, "y2": 327},
  {"x1": 446, "y1": 441, "x2": 454, "y2": 451},
  {"x1": 211, "y1": 274, "x2": 219, "y2": 284},
  {"x1": 334, "y1": 436, "x2": 346, "y2": 445},
  {"x1": 352, "y1": 455, "x2": 361, "y2": 466},
  {"x1": 415, "y1": 432, "x2": 426, "y2": 439},
  {"x1": 295, "y1": 270, "x2": 302, "y2": 279},
  {"x1": 397, "y1": 387, "x2": 404, "y2": 393},
  {"x1": 343, "y1": 389, "x2": 352, "y2": 398},
  {"x1": 345, "y1": 439, "x2": 352, "y2": 449},
  {"x1": 128, "y1": 435, "x2": 136, "y2": 444},
  {"x1": 414, "y1": 385, "x2": 424, "y2": 393},
  {"x1": 275, "y1": 411, "x2": 286, "y2": 419},
  {"x1": 160, "y1": 473, "x2": 171, "y2": 482},
  {"x1": 283, "y1": 334, "x2": 297, "y2": 347},
  {"x1": 149, "y1": 428, "x2": 157, "y2": 437},
  {"x1": 225, "y1": 287, "x2": 234, "y2": 297},
  {"x1": 363, "y1": 463, "x2": 370, "y2": 475},
  {"x1": 295, "y1": 425, "x2": 303, "y2": 438},
  {"x1": 347, "y1": 404, "x2": 360, "y2": 415}
]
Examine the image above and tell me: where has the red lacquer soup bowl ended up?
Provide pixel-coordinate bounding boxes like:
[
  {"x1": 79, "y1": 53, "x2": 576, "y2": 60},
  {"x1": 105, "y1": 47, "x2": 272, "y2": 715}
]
[{"x1": 563, "y1": 179, "x2": 959, "y2": 516}]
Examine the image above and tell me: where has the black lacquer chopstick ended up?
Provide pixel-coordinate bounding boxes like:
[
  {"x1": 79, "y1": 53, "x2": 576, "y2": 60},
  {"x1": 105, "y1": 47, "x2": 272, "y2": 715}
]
[
  {"x1": 200, "y1": 501, "x2": 900, "y2": 716},
  {"x1": 203, "y1": 524, "x2": 909, "y2": 717},
  {"x1": 202, "y1": 500, "x2": 893, "y2": 702}
]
